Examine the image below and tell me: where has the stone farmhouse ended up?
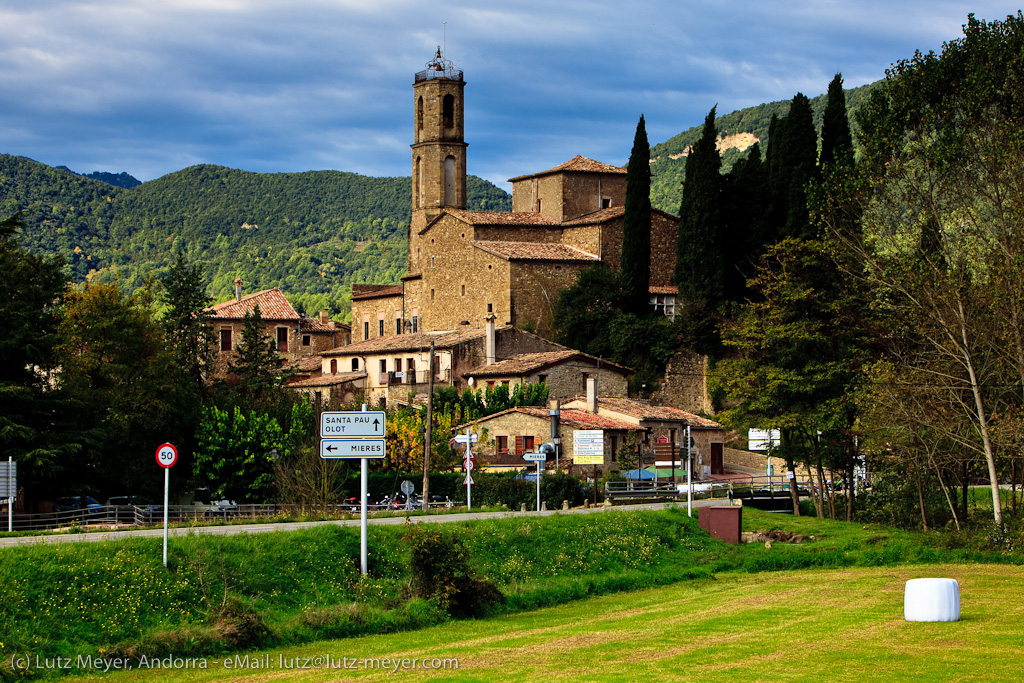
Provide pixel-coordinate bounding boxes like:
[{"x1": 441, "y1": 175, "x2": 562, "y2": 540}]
[
  {"x1": 208, "y1": 279, "x2": 349, "y2": 377},
  {"x1": 351, "y1": 50, "x2": 680, "y2": 343},
  {"x1": 316, "y1": 316, "x2": 630, "y2": 408}
]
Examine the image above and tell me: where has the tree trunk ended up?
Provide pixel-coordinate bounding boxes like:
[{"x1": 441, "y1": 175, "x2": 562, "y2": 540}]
[{"x1": 915, "y1": 458, "x2": 928, "y2": 531}]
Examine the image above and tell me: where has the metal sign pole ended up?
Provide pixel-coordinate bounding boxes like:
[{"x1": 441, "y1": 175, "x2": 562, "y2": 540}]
[
  {"x1": 687, "y1": 425, "x2": 692, "y2": 517},
  {"x1": 360, "y1": 404, "x2": 368, "y2": 576},
  {"x1": 7, "y1": 456, "x2": 12, "y2": 533},
  {"x1": 162, "y1": 466, "x2": 170, "y2": 567},
  {"x1": 465, "y1": 429, "x2": 472, "y2": 510},
  {"x1": 536, "y1": 460, "x2": 542, "y2": 512}
]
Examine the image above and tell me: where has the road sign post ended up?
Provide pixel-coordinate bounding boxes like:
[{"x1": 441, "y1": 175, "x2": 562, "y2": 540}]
[
  {"x1": 3, "y1": 457, "x2": 14, "y2": 533},
  {"x1": 318, "y1": 409, "x2": 386, "y2": 576},
  {"x1": 401, "y1": 480, "x2": 414, "y2": 510},
  {"x1": 455, "y1": 430, "x2": 477, "y2": 510},
  {"x1": 155, "y1": 442, "x2": 177, "y2": 568}
]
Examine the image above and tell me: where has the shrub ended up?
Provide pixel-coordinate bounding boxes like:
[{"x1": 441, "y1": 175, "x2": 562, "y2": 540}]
[{"x1": 403, "y1": 524, "x2": 504, "y2": 617}]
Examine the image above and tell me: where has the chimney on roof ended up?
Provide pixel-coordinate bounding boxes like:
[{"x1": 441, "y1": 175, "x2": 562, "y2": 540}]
[
  {"x1": 586, "y1": 374, "x2": 598, "y2": 414},
  {"x1": 484, "y1": 314, "x2": 497, "y2": 365},
  {"x1": 234, "y1": 278, "x2": 243, "y2": 302},
  {"x1": 319, "y1": 310, "x2": 329, "y2": 325}
]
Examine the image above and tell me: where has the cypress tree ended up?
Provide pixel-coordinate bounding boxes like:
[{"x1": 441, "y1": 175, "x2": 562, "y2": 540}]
[
  {"x1": 676, "y1": 106, "x2": 723, "y2": 305},
  {"x1": 766, "y1": 93, "x2": 819, "y2": 240},
  {"x1": 819, "y1": 73, "x2": 854, "y2": 170},
  {"x1": 621, "y1": 114, "x2": 652, "y2": 313},
  {"x1": 721, "y1": 142, "x2": 769, "y2": 303}
]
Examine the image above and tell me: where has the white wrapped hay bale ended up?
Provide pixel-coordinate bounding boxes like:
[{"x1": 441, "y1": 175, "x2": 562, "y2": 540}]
[{"x1": 904, "y1": 578, "x2": 960, "y2": 622}]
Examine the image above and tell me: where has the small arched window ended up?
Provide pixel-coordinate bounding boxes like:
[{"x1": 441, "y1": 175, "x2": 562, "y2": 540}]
[
  {"x1": 444, "y1": 155, "x2": 456, "y2": 206},
  {"x1": 417, "y1": 96, "x2": 424, "y2": 137},
  {"x1": 442, "y1": 94, "x2": 455, "y2": 129},
  {"x1": 351, "y1": 358, "x2": 359, "y2": 371}
]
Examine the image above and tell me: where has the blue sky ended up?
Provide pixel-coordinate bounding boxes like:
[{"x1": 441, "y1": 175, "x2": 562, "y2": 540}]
[{"x1": 0, "y1": 1, "x2": 1019, "y2": 190}]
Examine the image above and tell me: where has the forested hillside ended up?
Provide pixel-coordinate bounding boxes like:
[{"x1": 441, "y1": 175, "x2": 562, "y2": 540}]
[
  {"x1": 0, "y1": 80, "x2": 879, "y2": 319},
  {"x1": 650, "y1": 81, "x2": 878, "y2": 213},
  {"x1": 0, "y1": 156, "x2": 510, "y2": 319}
]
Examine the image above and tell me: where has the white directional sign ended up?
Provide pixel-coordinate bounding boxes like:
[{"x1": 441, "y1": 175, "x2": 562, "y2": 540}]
[
  {"x1": 523, "y1": 452, "x2": 547, "y2": 462},
  {"x1": 320, "y1": 411, "x2": 386, "y2": 439},
  {"x1": 320, "y1": 439, "x2": 386, "y2": 458},
  {"x1": 455, "y1": 433, "x2": 478, "y2": 444},
  {"x1": 573, "y1": 430, "x2": 605, "y2": 465}
]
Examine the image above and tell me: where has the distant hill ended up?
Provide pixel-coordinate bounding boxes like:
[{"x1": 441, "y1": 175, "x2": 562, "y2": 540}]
[
  {"x1": 649, "y1": 80, "x2": 879, "y2": 213},
  {"x1": 53, "y1": 167, "x2": 142, "y2": 188},
  {"x1": 0, "y1": 155, "x2": 510, "y2": 319}
]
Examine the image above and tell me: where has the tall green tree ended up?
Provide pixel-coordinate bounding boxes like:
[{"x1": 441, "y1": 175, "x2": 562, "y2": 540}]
[
  {"x1": 159, "y1": 252, "x2": 214, "y2": 389},
  {"x1": 675, "y1": 106, "x2": 724, "y2": 353},
  {"x1": 766, "y1": 93, "x2": 819, "y2": 240},
  {"x1": 715, "y1": 238, "x2": 872, "y2": 517},
  {"x1": 56, "y1": 282, "x2": 188, "y2": 498},
  {"x1": 621, "y1": 114, "x2": 652, "y2": 312},
  {"x1": 843, "y1": 12, "x2": 1024, "y2": 527},
  {"x1": 819, "y1": 73, "x2": 855, "y2": 170},
  {"x1": 0, "y1": 214, "x2": 77, "y2": 502},
  {"x1": 720, "y1": 142, "x2": 770, "y2": 303}
]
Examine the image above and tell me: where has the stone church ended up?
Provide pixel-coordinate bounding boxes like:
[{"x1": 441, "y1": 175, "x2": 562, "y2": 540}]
[{"x1": 351, "y1": 50, "x2": 679, "y2": 343}]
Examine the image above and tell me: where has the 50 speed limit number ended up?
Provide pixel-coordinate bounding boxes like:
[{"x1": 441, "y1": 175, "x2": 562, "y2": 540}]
[{"x1": 155, "y1": 442, "x2": 178, "y2": 469}]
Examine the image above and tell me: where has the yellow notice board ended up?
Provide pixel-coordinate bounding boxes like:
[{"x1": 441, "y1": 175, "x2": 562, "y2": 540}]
[{"x1": 573, "y1": 430, "x2": 604, "y2": 465}]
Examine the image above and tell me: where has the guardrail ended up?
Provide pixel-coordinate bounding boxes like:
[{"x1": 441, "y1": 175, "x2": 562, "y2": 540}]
[
  {"x1": 1, "y1": 501, "x2": 460, "y2": 533},
  {"x1": 604, "y1": 475, "x2": 814, "y2": 505}
]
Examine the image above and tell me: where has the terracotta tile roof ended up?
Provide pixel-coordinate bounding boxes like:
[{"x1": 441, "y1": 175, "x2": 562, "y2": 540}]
[
  {"x1": 508, "y1": 155, "x2": 627, "y2": 182},
  {"x1": 299, "y1": 316, "x2": 340, "y2": 333},
  {"x1": 444, "y1": 209, "x2": 557, "y2": 227},
  {"x1": 283, "y1": 355, "x2": 324, "y2": 373},
  {"x1": 465, "y1": 406, "x2": 641, "y2": 432},
  {"x1": 321, "y1": 326, "x2": 503, "y2": 356},
  {"x1": 351, "y1": 285, "x2": 404, "y2": 301},
  {"x1": 648, "y1": 285, "x2": 679, "y2": 295},
  {"x1": 473, "y1": 241, "x2": 600, "y2": 262},
  {"x1": 287, "y1": 372, "x2": 366, "y2": 388},
  {"x1": 573, "y1": 396, "x2": 722, "y2": 428},
  {"x1": 560, "y1": 207, "x2": 625, "y2": 225},
  {"x1": 209, "y1": 288, "x2": 300, "y2": 321},
  {"x1": 464, "y1": 350, "x2": 632, "y2": 377}
]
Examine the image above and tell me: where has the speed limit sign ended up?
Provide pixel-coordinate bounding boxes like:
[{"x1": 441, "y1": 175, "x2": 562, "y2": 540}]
[{"x1": 155, "y1": 442, "x2": 178, "y2": 469}]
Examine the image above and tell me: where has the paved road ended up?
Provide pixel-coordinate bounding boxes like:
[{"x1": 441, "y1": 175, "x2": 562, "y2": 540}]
[{"x1": 0, "y1": 498, "x2": 724, "y2": 549}]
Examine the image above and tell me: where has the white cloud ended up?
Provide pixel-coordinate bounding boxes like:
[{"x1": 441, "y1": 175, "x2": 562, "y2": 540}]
[{"x1": 0, "y1": 0, "x2": 1019, "y2": 181}]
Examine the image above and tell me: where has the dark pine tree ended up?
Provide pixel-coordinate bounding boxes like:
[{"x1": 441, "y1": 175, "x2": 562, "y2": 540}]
[
  {"x1": 766, "y1": 93, "x2": 819, "y2": 240},
  {"x1": 620, "y1": 114, "x2": 652, "y2": 313},
  {"x1": 229, "y1": 304, "x2": 286, "y2": 403},
  {"x1": 720, "y1": 142, "x2": 769, "y2": 304},
  {"x1": 160, "y1": 252, "x2": 215, "y2": 389},
  {"x1": 676, "y1": 106, "x2": 724, "y2": 307},
  {"x1": 819, "y1": 73, "x2": 855, "y2": 170}
]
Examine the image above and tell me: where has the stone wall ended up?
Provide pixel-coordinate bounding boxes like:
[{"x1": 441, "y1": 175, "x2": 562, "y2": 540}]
[
  {"x1": 412, "y1": 215, "x2": 514, "y2": 331},
  {"x1": 654, "y1": 349, "x2": 712, "y2": 415},
  {"x1": 508, "y1": 259, "x2": 591, "y2": 336},
  {"x1": 351, "y1": 292, "x2": 404, "y2": 343}
]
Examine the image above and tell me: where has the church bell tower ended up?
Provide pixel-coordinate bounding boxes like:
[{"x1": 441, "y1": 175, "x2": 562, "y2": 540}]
[{"x1": 411, "y1": 48, "x2": 467, "y2": 217}]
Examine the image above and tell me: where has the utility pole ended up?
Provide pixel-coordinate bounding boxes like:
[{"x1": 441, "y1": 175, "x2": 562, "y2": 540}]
[{"x1": 422, "y1": 340, "x2": 435, "y2": 511}]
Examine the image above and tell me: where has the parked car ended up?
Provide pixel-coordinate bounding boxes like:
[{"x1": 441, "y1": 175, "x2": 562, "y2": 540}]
[{"x1": 54, "y1": 496, "x2": 103, "y2": 520}]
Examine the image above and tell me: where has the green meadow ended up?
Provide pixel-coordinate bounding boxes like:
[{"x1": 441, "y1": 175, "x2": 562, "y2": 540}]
[{"x1": 2, "y1": 507, "x2": 1021, "y2": 681}]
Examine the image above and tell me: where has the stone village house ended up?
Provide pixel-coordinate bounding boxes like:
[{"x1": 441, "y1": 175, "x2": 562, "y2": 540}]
[{"x1": 208, "y1": 279, "x2": 349, "y2": 378}]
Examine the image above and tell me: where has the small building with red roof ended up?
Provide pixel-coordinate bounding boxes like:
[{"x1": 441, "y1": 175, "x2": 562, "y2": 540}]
[{"x1": 208, "y1": 279, "x2": 348, "y2": 377}]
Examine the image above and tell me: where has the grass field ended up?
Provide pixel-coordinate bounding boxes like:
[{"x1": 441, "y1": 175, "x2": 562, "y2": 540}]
[{"x1": 56, "y1": 562, "x2": 1023, "y2": 683}]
